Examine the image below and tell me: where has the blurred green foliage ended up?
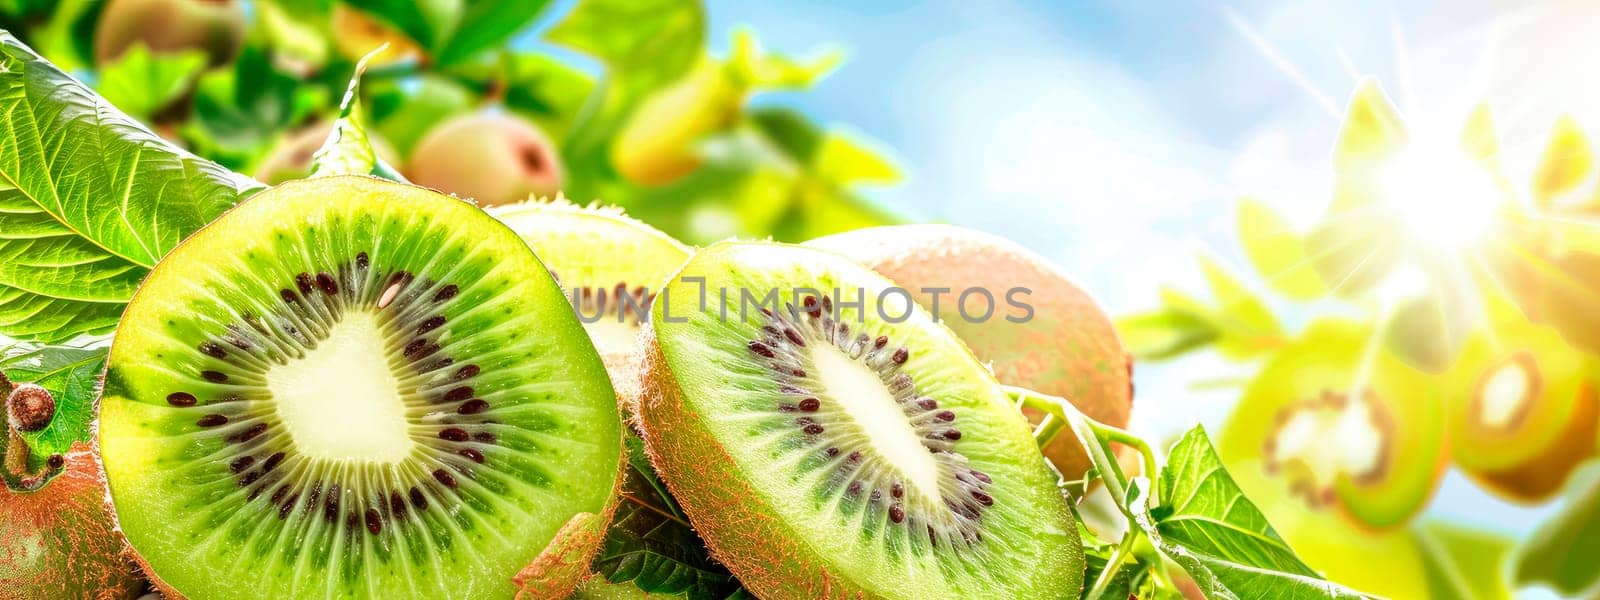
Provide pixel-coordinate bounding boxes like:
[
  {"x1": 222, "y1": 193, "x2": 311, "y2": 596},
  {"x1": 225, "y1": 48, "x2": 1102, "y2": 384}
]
[{"x1": 0, "y1": 0, "x2": 900, "y2": 246}]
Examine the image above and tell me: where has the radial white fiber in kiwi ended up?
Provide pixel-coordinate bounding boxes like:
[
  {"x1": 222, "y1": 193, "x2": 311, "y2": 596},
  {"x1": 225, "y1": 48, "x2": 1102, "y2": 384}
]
[
  {"x1": 98, "y1": 176, "x2": 622, "y2": 599},
  {"x1": 632, "y1": 241, "x2": 1084, "y2": 599}
]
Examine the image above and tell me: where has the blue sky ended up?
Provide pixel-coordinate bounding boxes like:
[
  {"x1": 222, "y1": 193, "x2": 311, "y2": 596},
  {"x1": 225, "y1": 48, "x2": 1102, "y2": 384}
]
[{"x1": 693, "y1": 0, "x2": 1600, "y2": 545}]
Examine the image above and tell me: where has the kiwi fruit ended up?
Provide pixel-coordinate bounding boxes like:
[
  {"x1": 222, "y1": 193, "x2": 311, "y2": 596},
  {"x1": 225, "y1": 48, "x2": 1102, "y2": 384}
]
[
  {"x1": 610, "y1": 59, "x2": 741, "y2": 186},
  {"x1": 487, "y1": 199, "x2": 692, "y2": 390},
  {"x1": 1219, "y1": 319, "x2": 1447, "y2": 530},
  {"x1": 630, "y1": 241, "x2": 1083, "y2": 598},
  {"x1": 97, "y1": 176, "x2": 623, "y2": 599},
  {"x1": 807, "y1": 224, "x2": 1133, "y2": 483},
  {"x1": 1443, "y1": 295, "x2": 1597, "y2": 503},
  {"x1": 255, "y1": 120, "x2": 402, "y2": 185},
  {"x1": 331, "y1": 5, "x2": 425, "y2": 66},
  {"x1": 407, "y1": 112, "x2": 564, "y2": 208},
  {"x1": 1, "y1": 380, "x2": 144, "y2": 599},
  {"x1": 94, "y1": 0, "x2": 246, "y2": 66}
]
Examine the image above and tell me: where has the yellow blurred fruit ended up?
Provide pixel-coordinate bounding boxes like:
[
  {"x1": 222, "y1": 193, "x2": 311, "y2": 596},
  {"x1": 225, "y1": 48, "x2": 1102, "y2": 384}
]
[{"x1": 610, "y1": 59, "x2": 742, "y2": 186}]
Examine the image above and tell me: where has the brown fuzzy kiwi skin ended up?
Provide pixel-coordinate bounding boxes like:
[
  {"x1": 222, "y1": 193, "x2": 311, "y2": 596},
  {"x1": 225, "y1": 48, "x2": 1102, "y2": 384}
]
[
  {"x1": 1, "y1": 441, "x2": 145, "y2": 600},
  {"x1": 512, "y1": 448, "x2": 627, "y2": 599},
  {"x1": 629, "y1": 325, "x2": 867, "y2": 600},
  {"x1": 807, "y1": 225, "x2": 1132, "y2": 482}
]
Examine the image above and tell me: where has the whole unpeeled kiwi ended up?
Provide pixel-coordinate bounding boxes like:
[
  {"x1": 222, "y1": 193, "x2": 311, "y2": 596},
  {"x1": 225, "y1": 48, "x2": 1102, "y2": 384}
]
[
  {"x1": 1, "y1": 380, "x2": 144, "y2": 599},
  {"x1": 807, "y1": 224, "x2": 1133, "y2": 482}
]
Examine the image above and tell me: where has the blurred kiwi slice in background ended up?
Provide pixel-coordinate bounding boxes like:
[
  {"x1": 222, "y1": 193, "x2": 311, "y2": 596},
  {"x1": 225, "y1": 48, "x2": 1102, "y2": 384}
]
[
  {"x1": 98, "y1": 176, "x2": 623, "y2": 599},
  {"x1": 630, "y1": 241, "x2": 1083, "y2": 599}
]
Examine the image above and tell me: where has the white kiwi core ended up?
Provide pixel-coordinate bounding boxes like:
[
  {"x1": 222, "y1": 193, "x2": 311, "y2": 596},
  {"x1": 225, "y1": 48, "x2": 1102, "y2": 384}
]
[
  {"x1": 811, "y1": 343, "x2": 942, "y2": 499},
  {"x1": 268, "y1": 311, "x2": 413, "y2": 463},
  {"x1": 1478, "y1": 359, "x2": 1532, "y2": 429}
]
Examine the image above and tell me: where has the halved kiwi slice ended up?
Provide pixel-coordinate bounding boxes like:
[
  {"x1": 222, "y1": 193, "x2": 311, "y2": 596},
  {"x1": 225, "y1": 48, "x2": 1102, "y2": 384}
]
[
  {"x1": 98, "y1": 176, "x2": 623, "y2": 599},
  {"x1": 487, "y1": 199, "x2": 691, "y2": 382},
  {"x1": 632, "y1": 241, "x2": 1083, "y2": 598},
  {"x1": 1220, "y1": 319, "x2": 1446, "y2": 529},
  {"x1": 1443, "y1": 296, "x2": 1597, "y2": 502}
]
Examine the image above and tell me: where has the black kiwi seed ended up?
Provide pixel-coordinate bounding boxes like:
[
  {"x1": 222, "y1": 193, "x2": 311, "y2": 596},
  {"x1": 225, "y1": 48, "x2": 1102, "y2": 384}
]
[
  {"x1": 458, "y1": 448, "x2": 485, "y2": 463},
  {"x1": 315, "y1": 273, "x2": 338, "y2": 295},
  {"x1": 278, "y1": 495, "x2": 297, "y2": 519},
  {"x1": 890, "y1": 505, "x2": 905, "y2": 523},
  {"x1": 201, "y1": 370, "x2": 228, "y2": 383},
  {"x1": 417, "y1": 316, "x2": 446, "y2": 335},
  {"x1": 364, "y1": 509, "x2": 382, "y2": 535},
  {"x1": 261, "y1": 452, "x2": 286, "y2": 473},
  {"x1": 46, "y1": 454, "x2": 64, "y2": 470},
  {"x1": 199, "y1": 342, "x2": 227, "y2": 359},
  {"x1": 389, "y1": 493, "x2": 406, "y2": 519},
  {"x1": 355, "y1": 252, "x2": 369, "y2": 269},
  {"x1": 228, "y1": 423, "x2": 267, "y2": 443},
  {"x1": 439, "y1": 428, "x2": 469, "y2": 442},
  {"x1": 197, "y1": 414, "x2": 229, "y2": 427},
  {"x1": 295, "y1": 273, "x2": 314, "y2": 295},
  {"x1": 433, "y1": 469, "x2": 458, "y2": 488},
  {"x1": 409, "y1": 487, "x2": 428, "y2": 510},
  {"x1": 442, "y1": 387, "x2": 473, "y2": 402},
  {"x1": 473, "y1": 432, "x2": 496, "y2": 444},
  {"x1": 798, "y1": 398, "x2": 820, "y2": 412},
  {"x1": 167, "y1": 392, "x2": 197, "y2": 407},
  {"x1": 433, "y1": 285, "x2": 459, "y2": 302},
  {"x1": 230, "y1": 456, "x2": 255, "y2": 473},
  {"x1": 458, "y1": 399, "x2": 490, "y2": 415},
  {"x1": 324, "y1": 484, "x2": 341, "y2": 522},
  {"x1": 453, "y1": 365, "x2": 480, "y2": 380}
]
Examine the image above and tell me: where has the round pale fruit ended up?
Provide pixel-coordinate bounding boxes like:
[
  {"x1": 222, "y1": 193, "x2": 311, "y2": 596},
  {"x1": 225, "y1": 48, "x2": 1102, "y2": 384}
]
[
  {"x1": 406, "y1": 112, "x2": 564, "y2": 207},
  {"x1": 94, "y1": 0, "x2": 245, "y2": 66},
  {"x1": 807, "y1": 224, "x2": 1132, "y2": 482}
]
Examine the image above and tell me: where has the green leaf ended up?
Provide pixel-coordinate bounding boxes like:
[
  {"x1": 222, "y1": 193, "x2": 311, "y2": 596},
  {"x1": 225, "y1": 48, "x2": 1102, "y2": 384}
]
[
  {"x1": 1235, "y1": 199, "x2": 1325, "y2": 301},
  {"x1": 590, "y1": 434, "x2": 747, "y2": 599},
  {"x1": 256, "y1": 0, "x2": 334, "y2": 70},
  {"x1": 94, "y1": 44, "x2": 207, "y2": 121},
  {"x1": 1, "y1": 342, "x2": 106, "y2": 462},
  {"x1": 500, "y1": 52, "x2": 596, "y2": 140},
  {"x1": 193, "y1": 44, "x2": 328, "y2": 155},
  {"x1": 0, "y1": 33, "x2": 263, "y2": 342},
  {"x1": 547, "y1": 0, "x2": 705, "y2": 84},
  {"x1": 548, "y1": 0, "x2": 706, "y2": 200},
  {"x1": 726, "y1": 27, "x2": 842, "y2": 91},
  {"x1": 433, "y1": 0, "x2": 554, "y2": 66},
  {"x1": 1115, "y1": 310, "x2": 1218, "y2": 361},
  {"x1": 1415, "y1": 520, "x2": 1513, "y2": 600},
  {"x1": 1512, "y1": 461, "x2": 1600, "y2": 598},
  {"x1": 311, "y1": 46, "x2": 404, "y2": 181},
  {"x1": 1139, "y1": 427, "x2": 1373, "y2": 599},
  {"x1": 1198, "y1": 256, "x2": 1284, "y2": 360}
]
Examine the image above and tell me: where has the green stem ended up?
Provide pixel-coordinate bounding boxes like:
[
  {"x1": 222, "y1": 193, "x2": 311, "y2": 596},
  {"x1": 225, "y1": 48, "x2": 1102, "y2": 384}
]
[
  {"x1": 1086, "y1": 532, "x2": 1139, "y2": 600},
  {"x1": 1006, "y1": 385, "x2": 1161, "y2": 508}
]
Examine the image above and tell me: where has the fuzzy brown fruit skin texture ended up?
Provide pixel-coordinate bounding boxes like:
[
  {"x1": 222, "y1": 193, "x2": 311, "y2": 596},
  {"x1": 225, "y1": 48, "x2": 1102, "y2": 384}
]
[
  {"x1": 1, "y1": 442, "x2": 144, "y2": 600},
  {"x1": 94, "y1": 0, "x2": 246, "y2": 66},
  {"x1": 406, "y1": 112, "x2": 564, "y2": 207},
  {"x1": 629, "y1": 327, "x2": 867, "y2": 600},
  {"x1": 807, "y1": 225, "x2": 1133, "y2": 482}
]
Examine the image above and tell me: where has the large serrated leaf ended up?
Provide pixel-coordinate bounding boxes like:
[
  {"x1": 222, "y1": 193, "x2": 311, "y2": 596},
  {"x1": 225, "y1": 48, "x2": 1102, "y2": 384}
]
[
  {"x1": 1137, "y1": 427, "x2": 1375, "y2": 599},
  {"x1": 0, "y1": 33, "x2": 262, "y2": 342}
]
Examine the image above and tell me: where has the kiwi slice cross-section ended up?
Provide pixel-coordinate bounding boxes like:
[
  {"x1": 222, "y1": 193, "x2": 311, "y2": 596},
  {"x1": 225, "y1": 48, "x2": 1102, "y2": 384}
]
[
  {"x1": 98, "y1": 176, "x2": 623, "y2": 599},
  {"x1": 632, "y1": 241, "x2": 1083, "y2": 599},
  {"x1": 488, "y1": 199, "x2": 691, "y2": 383}
]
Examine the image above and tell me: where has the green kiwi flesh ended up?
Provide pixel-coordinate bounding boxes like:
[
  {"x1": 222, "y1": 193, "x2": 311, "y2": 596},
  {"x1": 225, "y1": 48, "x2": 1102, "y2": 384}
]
[
  {"x1": 634, "y1": 241, "x2": 1083, "y2": 599},
  {"x1": 98, "y1": 176, "x2": 622, "y2": 599},
  {"x1": 487, "y1": 199, "x2": 691, "y2": 372}
]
